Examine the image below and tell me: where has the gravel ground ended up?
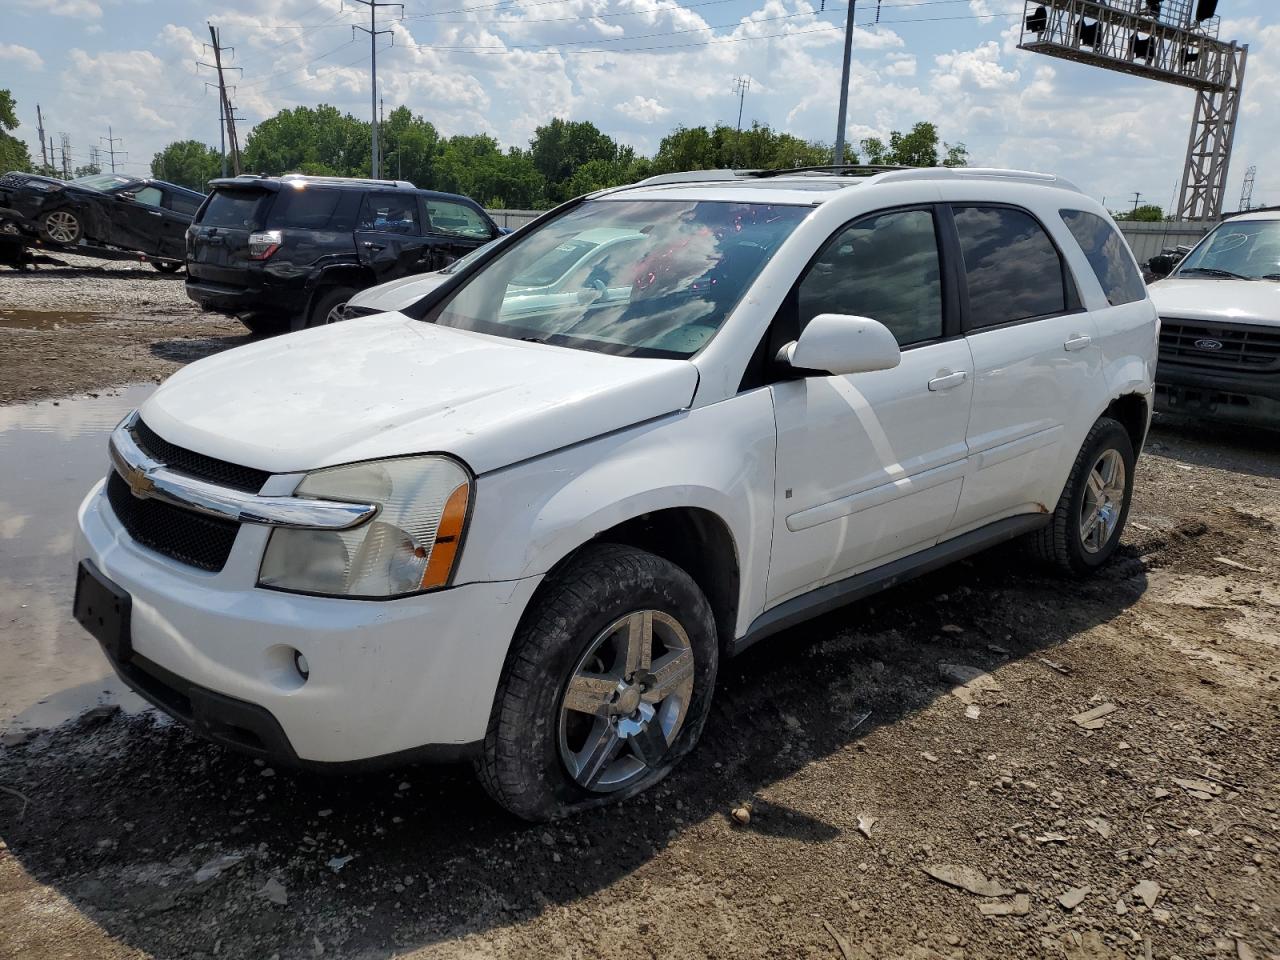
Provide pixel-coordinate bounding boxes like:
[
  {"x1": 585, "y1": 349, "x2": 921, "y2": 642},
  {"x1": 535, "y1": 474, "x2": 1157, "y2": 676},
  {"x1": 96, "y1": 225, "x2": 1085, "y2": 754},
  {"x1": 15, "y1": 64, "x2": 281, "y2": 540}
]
[
  {"x1": 0, "y1": 266, "x2": 1276, "y2": 960},
  {"x1": 0, "y1": 253, "x2": 249, "y2": 404}
]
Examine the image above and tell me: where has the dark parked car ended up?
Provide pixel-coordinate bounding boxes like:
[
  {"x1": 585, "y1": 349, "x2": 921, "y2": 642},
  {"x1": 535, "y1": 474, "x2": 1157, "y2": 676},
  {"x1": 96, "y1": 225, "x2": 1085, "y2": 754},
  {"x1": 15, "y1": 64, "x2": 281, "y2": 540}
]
[
  {"x1": 185, "y1": 174, "x2": 502, "y2": 334},
  {"x1": 0, "y1": 171, "x2": 203, "y2": 270}
]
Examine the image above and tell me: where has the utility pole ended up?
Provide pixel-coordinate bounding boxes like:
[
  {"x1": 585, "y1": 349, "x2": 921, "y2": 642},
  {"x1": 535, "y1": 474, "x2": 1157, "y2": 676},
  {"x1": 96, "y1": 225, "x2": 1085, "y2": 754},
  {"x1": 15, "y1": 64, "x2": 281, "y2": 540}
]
[
  {"x1": 1239, "y1": 164, "x2": 1256, "y2": 212},
  {"x1": 1130, "y1": 191, "x2": 1143, "y2": 216},
  {"x1": 198, "y1": 25, "x2": 243, "y2": 177},
  {"x1": 100, "y1": 127, "x2": 126, "y2": 173},
  {"x1": 59, "y1": 133, "x2": 71, "y2": 179},
  {"x1": 351, "y1": 0, "x2": 402, "y2": 180},
  {"x1": 833, "y1": 0, "x2": 858, "y2": 165},
  {"x1": 36, "y1": 105, "x2": 48, "y2": 173},
  {"x1": 731, "y1": 76, "x2": 750, "y2": 168}
]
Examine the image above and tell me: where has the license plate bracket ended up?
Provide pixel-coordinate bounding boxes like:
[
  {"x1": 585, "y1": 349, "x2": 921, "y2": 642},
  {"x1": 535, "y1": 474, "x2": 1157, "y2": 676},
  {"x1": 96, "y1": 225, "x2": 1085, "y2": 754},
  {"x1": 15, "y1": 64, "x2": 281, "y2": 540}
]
[{"x1": 73, "y1": 560, "x2": 133, "y2": 662}]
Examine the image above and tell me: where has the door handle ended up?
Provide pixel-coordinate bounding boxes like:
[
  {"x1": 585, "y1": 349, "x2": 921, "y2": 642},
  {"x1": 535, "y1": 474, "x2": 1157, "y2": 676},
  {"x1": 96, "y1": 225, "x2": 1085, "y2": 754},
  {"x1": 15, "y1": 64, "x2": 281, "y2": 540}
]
[
  {"x1": 928, "y1": 370, "x2": 968, "y2": 392},
  {"x1": 147, "y1": 210, "x2": 162, "y2": 216},
  {"x1": 363, "y1": 241, "x2": 385, "y2": 252},
  {"x1": 1064, "y1": 334, "x2": 1092, "y2": 352}
]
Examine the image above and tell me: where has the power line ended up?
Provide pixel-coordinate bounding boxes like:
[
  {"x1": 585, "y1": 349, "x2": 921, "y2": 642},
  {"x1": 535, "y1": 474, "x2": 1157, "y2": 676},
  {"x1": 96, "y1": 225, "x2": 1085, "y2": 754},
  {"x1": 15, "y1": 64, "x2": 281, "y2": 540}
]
[{"x1": 198, "y1": 23, "x2": 244, "y2": 176}]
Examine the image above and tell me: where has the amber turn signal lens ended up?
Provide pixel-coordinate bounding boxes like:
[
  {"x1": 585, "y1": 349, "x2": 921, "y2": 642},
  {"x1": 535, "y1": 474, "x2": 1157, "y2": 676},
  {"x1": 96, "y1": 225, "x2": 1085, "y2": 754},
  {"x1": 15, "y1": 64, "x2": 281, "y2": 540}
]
[{"x1": 421, "y1": 482, "x2": 470, "y2": 589}]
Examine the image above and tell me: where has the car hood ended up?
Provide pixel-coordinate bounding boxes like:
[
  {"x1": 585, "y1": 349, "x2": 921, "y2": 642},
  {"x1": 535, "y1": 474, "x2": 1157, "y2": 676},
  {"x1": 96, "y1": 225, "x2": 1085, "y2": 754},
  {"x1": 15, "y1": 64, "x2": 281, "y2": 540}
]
[
  {"x1": 137, "y1": 313, "x2": 699, "y2": 476},
  {"x1": 1149, "y1": 277, "x2": 1280, "y2": 327},
  {"x1": 345, "y1": 272, "x2": 449, "y2": 313}
]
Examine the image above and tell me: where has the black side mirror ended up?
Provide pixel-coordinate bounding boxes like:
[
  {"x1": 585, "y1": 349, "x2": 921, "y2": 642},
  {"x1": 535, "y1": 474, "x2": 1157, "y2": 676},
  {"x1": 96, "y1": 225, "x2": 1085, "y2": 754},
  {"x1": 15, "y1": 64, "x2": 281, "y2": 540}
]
[{"x1": 118, "y1": 191, "x2": 136, "y2": 202}]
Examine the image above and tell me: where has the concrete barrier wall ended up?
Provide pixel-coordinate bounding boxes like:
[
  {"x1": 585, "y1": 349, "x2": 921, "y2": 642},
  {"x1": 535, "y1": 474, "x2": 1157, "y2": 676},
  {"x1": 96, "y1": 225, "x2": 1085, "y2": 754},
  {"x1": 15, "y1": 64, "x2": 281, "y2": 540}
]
[
  {"x1": 1115, "y1": 220, "x2": 1213, "y2": 262},
  {"x1": 486, "y1": 208, "x2": 1218, "y2": 266}
]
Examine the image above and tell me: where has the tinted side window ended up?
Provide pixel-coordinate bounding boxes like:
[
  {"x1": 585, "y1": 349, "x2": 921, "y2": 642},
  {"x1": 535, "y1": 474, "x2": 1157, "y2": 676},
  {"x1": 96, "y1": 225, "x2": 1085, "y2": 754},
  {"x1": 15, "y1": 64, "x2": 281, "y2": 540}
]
[
  {"x1": 357, "y1": 193, "x2": 421, "y2": 235},
  {"x1": 953, "y1": 206, "x2": 1066, "y2": 328},
  {"x1": 1060, "y1": 209, "x2": 1146, "y2": 306},
  {"x1": 426, "y1": 198, "x2": 493, "y2": 240},
  {"x1": 796, "y1": 208, "x2": 943, "y2": 347},
  {"x1": 267, "y1": 188, "x2": 350, "y2": 230},
  {"x1": 169, "y1": 192, "x2": 201, "y2": 216}
]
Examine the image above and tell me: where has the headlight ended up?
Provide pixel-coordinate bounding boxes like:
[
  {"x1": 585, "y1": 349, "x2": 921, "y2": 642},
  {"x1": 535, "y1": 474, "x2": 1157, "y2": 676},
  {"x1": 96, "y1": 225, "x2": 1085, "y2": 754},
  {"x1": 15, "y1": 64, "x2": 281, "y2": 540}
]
[{"x1": 258, "y1": 456, "x2": 471, "y2": 598}]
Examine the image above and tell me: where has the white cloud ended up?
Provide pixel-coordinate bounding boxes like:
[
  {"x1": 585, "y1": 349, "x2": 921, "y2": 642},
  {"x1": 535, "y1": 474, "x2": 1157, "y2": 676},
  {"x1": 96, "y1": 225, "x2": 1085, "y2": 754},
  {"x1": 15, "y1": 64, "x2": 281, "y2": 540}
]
[
  {"x1": 14, "y1": 0, "x2": 101, "y2": 18},
  {"x1": 616, "y1": 94, "x2": 670, "y2": 123},
  {"x1": 968, "y1": 0, "x2": 996, "y2": 24},
  {"x1": 882, "y1": 53, "x2": 916, "y2": 77},
  {"x1": 0, "y1": 44, "x2": 44, "y2": 70}
]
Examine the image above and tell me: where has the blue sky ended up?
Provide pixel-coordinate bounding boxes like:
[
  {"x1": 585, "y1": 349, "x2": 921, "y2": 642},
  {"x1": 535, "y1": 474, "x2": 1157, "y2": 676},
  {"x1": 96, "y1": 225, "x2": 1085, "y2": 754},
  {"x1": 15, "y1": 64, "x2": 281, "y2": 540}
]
[{"x1": 2, "y1": 0, "x2": 1277, "y2": 209}]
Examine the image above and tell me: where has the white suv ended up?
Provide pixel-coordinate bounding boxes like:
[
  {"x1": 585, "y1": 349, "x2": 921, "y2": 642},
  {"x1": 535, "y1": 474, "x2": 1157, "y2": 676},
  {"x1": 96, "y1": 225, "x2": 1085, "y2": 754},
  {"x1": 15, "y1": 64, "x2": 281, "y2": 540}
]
[{"x1": 74, "y1": 167, "x2": 1158, "y2": 820}]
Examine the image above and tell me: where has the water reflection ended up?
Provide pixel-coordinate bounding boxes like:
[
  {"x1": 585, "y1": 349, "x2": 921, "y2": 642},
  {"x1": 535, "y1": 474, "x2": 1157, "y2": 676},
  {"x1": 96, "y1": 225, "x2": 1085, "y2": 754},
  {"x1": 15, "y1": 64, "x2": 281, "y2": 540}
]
[{"x1": 0, "y1": 384, "x2": 153, "y2": 733}]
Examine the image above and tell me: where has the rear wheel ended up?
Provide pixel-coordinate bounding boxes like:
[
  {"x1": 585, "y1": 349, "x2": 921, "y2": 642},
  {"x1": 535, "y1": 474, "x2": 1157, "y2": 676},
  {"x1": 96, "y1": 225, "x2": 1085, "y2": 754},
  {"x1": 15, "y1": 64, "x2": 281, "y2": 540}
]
[
  {"x1": 39, "y1": 209, "x2": 82, "y2": 245},
  {"x1": 1032, "y1": 417, "x2": 1135, "y2": 575},
  {"x1": 151, "y1": 260, "x2": 183, "y2": 274},
  {"x1": 476, "y1": 543, "x2": 718, "y2": 821},
  {"x1": 306, "y1": 286, "x2": 356, "y2": 328}
]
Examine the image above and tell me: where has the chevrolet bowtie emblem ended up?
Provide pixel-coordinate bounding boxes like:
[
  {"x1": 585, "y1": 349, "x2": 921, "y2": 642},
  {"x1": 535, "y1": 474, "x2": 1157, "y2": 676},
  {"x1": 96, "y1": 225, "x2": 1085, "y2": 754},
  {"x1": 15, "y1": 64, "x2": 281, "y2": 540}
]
[{"x1": 125, "y1": 464, "x2": 155, "y2": 498}]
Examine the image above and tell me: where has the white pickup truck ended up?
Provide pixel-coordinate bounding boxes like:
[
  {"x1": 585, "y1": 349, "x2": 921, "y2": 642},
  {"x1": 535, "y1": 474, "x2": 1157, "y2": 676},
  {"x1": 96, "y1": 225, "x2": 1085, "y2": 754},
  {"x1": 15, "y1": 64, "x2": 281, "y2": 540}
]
[{"x1": 74, "y1": 167, "x2": 1158, "y2": 820}]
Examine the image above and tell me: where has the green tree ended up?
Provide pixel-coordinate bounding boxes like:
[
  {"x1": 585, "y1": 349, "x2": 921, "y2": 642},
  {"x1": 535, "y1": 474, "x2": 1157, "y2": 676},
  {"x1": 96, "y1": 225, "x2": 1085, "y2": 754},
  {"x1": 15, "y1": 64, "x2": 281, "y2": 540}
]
[
  {"x1": 859, "y1": 122, "x2": 968, "y2": 168},
  {"x1": 151, "y1": 140, "x2": 221, "y2": 190},
  {"x1": 73, "y1": 162, "x2": 102, "y2": 178},
  {"x1": 1115, "y1": 204, "x2": 1164, "y2": 222},
  {"x1": 530, "y1": 118, "x2": 624, "y2": 203},
  {"x1": 380, "y1": 106, "x2": 440, "y2": 186},
  {"x1": 0, "y1": 89, "x2": 34, "y2": 173},
  {"x1": 242, "y1": 105, "x2": 371, "y2": 177},
  {"x1": 651, "y1": 122, "x2": 829, "y2": 174}
]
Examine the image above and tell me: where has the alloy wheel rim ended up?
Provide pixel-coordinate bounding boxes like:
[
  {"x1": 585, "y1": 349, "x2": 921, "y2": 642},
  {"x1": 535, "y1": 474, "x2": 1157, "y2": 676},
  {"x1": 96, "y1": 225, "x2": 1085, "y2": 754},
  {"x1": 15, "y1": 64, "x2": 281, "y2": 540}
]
[
  {"x1": 557, "y1": 610, "x2": 696, "y2": 793},
  {"x1": 1079, "y1": 448, "x2": 1126, "y2": 554},
  {"x1": 45, "y1": 211, "x2": 79, "y2": 244},
  {"x1": 324, "y1": 302, "x2": 347, "y2": 324}
]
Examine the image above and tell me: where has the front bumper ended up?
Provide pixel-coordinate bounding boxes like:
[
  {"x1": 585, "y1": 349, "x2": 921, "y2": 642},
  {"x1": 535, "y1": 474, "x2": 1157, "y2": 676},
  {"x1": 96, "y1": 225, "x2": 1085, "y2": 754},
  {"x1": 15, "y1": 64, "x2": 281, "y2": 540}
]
[
  {"x1": 75, "y1": 479, "x2": 542, "y2": 765},
  {"x1": 1155, "y1": 363, "x2": 1280, "y2": 428}
]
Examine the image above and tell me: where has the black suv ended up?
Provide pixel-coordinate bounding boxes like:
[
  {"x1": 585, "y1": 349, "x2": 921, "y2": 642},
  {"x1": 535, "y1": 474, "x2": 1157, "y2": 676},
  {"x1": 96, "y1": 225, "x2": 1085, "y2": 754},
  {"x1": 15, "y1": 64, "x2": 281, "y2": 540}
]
[
  {"x1": 0, "y1": 171, "x2": 203, "y2": 269},
  {"x1": 185, "y1": 175, "x2": 502, "y2": 334}
]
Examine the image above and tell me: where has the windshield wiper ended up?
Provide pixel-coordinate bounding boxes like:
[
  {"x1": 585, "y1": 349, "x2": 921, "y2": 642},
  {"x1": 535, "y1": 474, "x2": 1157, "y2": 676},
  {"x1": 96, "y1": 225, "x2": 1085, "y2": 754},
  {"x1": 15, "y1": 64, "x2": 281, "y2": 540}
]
[
  {"x1": 1261, "y1": 273, "x2": 1280, "y2": 282},
  {"x1": 1179, "y1": 267, "x2": 1256, "y2": 281}
]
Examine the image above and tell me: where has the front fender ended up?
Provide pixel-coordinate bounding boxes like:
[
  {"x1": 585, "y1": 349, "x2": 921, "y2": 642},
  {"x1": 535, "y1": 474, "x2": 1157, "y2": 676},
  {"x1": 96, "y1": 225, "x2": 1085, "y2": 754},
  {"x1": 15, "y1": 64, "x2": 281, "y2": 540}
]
[{"x1": 456, "y1": 389, "x2": 777, "y2": 638}]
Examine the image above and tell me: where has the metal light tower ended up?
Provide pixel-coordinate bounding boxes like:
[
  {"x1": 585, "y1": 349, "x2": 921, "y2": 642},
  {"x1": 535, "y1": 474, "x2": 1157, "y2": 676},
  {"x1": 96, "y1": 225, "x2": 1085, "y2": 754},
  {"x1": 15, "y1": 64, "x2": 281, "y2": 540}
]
[{"x1": 1018, "y1": 0, "x2": 1247, "y2": 221}]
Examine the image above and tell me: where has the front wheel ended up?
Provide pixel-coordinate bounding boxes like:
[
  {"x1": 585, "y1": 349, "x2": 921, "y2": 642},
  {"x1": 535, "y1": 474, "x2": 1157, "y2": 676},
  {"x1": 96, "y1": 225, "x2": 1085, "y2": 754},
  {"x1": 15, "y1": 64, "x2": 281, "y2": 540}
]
[
  {"x1": 1032, "y1": 416, "x2": 1136, "y2": 575},
  {"x1": 476, "y1": 543, "x2": 719, "y2": 821},
  {"x1": 39, "y1": 209, "x2": 82, "y2": 245}
]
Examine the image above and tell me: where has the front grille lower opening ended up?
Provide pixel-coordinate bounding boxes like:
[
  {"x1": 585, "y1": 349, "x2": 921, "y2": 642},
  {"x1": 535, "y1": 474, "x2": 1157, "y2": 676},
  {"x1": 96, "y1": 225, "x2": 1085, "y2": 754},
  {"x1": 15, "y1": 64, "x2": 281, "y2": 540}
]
[{"x1": 106, "y1": 471, "x2": 239, "y2": 572}]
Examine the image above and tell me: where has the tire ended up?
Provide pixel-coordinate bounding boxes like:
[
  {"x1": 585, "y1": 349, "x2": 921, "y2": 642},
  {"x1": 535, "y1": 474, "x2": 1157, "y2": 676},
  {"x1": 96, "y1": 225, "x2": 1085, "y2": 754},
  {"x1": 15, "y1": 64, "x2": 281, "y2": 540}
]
[
  {"x1": 39, "y1": 209, "x2": 82, "y2": 245},
  {"x1": 151, "y1": 260, "x2": 183, "y2": 274},
  {"x1": 476, "y1": 543, "x2": 719, "y2": 821},
  {"x1": 238, "y1": 314, "x2": 291, "y2": 337},
  {"x1": 1031, "y1": 417, "x2": 1136, "y2": 576},
  {"x1": 305, "y1": 286, "x2": 356, "y2": 328}
]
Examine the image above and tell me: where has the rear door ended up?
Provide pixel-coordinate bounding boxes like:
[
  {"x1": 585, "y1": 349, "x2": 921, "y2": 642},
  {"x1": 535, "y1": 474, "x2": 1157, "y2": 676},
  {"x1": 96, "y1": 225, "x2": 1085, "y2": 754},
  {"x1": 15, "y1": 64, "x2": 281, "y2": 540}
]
[
  {"x1": 945, "y1": 203, "x2": 1104, "y2": 534},
  {"x1": 423, "y1": 196, "x2": 499, "y2": 268},
  {"x1": 187, "y1": 187, "x2": 273, "y2": 286},
  {"x1": 355, "y1": 191, "x2": 430, "y2": 282}
]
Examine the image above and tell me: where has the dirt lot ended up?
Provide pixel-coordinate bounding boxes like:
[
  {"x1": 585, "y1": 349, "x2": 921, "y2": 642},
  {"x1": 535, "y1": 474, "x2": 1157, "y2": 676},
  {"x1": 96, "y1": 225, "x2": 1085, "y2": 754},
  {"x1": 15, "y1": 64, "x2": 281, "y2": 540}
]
[
  {"x1": 0, "y1": 260, "x2": 1277, "y2": 960},
  {"x1": 0, "y1": 254, "x2": 248, "y2": 404}
]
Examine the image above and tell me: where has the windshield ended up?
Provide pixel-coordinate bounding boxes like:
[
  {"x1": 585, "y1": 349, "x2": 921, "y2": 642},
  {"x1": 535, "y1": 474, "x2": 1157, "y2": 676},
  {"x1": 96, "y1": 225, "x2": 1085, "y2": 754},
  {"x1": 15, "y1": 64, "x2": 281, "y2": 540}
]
[
  {"x1": 72, "y1": 173, "x2": 135, "y2": 192},
  {"x1": 426, "y1": 199, "x2": 810, "y2": 359},
  {"x1": 1175, "y1": 219, "x2": 1280, "y2": 281}
]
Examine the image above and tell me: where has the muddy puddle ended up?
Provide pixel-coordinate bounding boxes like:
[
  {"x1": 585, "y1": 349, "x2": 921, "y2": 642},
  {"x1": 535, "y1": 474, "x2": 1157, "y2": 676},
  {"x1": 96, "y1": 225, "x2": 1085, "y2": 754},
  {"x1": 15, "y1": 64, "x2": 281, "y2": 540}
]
[
  {"x1": 0, "y1": 309, "x2": 107, "y2": 330},
  {"x1": 0, "y1": 385, "x2": 151, "y2": 735}
]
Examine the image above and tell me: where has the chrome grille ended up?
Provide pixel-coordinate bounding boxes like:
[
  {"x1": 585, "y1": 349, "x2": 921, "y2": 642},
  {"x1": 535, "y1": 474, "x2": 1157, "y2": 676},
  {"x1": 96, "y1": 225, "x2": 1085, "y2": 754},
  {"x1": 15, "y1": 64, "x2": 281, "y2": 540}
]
[{"x1": 1158, "y1": 317, "x2": 1280, "y2": 372}]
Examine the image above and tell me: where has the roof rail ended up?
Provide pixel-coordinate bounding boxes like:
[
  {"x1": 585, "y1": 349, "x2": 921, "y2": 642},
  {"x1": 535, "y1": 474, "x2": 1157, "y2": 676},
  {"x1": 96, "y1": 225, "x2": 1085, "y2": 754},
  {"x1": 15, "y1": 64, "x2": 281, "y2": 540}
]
[
  {"x1": 279, "y1": 173, "x2": 417, "y2": 189},
  {"x1": 634, "y1": 169, "x2": 748, "y2": 186},
  {"x1": 871, "y1": 167, "x2": 1083, "y2": 193},
  {"x1": 748, "y1": 164, "x2": 910, "y2": 178}
]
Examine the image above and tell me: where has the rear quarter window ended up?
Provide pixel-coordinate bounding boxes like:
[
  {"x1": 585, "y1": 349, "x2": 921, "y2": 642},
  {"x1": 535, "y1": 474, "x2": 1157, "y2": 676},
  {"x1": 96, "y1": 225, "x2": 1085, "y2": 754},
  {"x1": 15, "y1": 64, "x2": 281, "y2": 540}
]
[
  {"x1": 267, "y1": 187, "x2": 354, "y2": 230},
  {"x1": 199, "y1": 190, "x2": 270, "y2": 229},
  {"x1": 1060, "y1": 209, "x2": 1146, "y2": 306}
]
